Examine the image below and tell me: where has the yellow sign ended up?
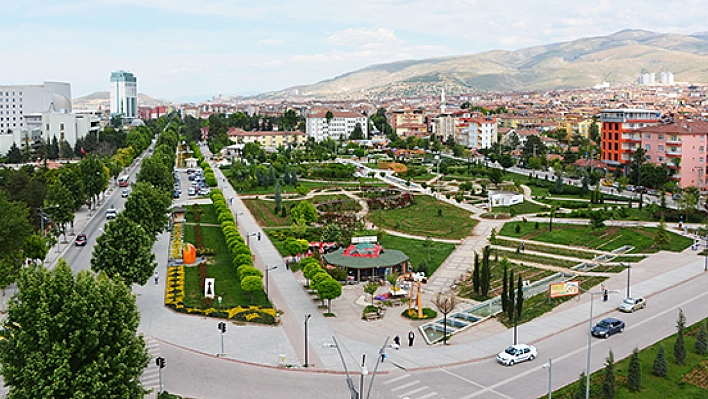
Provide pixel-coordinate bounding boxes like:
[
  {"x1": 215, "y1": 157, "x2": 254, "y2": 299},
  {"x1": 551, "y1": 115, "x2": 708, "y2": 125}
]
[{"x1": 549, "y1": 280, "x2": 580, "y2": 298}]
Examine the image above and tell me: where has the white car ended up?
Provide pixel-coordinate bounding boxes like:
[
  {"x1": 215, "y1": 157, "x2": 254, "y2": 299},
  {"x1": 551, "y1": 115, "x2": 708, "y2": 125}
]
[
  {"x1": 619, "y1": 297, "x2": 646, "y2": 313},
  {"x1": 497, "y1": 344, "x2": 537, "y2": 366},
  {"x1": 121, "y1": 189, "x2": 129, "y2": 198}
]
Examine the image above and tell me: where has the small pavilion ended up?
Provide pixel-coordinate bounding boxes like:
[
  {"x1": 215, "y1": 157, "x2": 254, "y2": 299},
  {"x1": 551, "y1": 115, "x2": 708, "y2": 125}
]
[{"x1": 323, "y1": 242, "x2": 409, "y2": 282}]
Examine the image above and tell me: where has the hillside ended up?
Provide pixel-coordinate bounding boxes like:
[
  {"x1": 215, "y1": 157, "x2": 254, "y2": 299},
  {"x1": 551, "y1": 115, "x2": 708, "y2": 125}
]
[
  {"x1": 73, "y1": 91, "x2": 169, "y2": 109},
  {"x1": 256, "y1": 29, "x2": 708, "y2": 100}
]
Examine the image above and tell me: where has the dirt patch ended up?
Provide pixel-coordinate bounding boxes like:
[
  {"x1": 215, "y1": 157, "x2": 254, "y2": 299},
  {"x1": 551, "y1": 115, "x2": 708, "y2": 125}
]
[{"x1": 682, "y1": 359, "x2": 708, "y2": 389}]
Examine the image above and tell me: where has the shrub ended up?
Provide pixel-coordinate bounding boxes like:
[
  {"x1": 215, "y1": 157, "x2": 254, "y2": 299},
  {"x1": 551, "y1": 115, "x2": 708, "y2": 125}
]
[
  {"x1": 327, "y1": 267, "x2": 348, "y2": 281},
  {"x1": 237, "y1": 265, "x2": 262, "y2": 280},
  {"x1": 401, "y1": 308, "x2": 437, "y2": 319},
  {"x1": 233, "y1": 254, "x2": 253, "y2": 268}
]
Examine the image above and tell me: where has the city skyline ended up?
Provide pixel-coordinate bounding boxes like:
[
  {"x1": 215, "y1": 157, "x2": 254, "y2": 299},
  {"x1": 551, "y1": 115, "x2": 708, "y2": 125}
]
[{"x1": 4, "y1": 0, "x2": 708, "y2": 101}]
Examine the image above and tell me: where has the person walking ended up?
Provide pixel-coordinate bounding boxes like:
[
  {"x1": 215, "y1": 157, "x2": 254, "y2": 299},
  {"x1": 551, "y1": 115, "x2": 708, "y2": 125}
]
[
  {"x1": 408, "y1": 330, "x2": 415, "y2": 347},
  {"x1": 154, "y1": 271, "x2": 159, "y2": 285},
  {"x1": 393, "y1": 335, "x2": 401, "y2": 349},
  {"x1": 379, "y1": 347, "x2": 386, "y2": 362}
]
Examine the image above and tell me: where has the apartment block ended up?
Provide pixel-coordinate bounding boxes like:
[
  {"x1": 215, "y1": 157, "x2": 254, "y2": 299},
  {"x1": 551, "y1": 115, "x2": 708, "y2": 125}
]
[
  {"x1": 600, "y1": 108, "x2": 660, "y2": 171},
  {"x1": 305, "y1": 110, "x2": 367, "y2": 142}
]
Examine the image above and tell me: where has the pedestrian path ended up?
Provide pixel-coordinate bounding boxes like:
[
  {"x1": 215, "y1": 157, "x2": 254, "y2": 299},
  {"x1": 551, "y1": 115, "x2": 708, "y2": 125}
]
[{"x1": 141, "y1": 336, "x2": 162, "y2": 399}]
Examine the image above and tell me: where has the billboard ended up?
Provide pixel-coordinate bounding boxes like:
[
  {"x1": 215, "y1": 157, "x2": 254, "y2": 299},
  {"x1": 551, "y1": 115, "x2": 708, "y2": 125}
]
[{"x1": 549, "y1": 280, "x2": 580, "y2": 298}]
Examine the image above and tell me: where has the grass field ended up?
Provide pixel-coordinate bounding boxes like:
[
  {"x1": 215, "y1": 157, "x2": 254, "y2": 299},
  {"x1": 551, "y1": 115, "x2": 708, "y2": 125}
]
[
  {"x1": 185, "y1": 203, "x2": 219, "y2": 224},
  {"x1": 457, "y1": 257, "x2": 557, "y2": 301},
  {"x1": 367, "y1": 195, "x2": 476, "y2": 239},
  {"x1": 243, "y1": 199, "x2": 294, "y2": 227},
  {"x1": 499, "y1": 222, "x2": 693, "y2": 254},
  {"x1": 183, "y1": 224, "x2": 268, "y2": 308},
  {"x1": 546, "y1": 316, "x2": 708, "y2": 399},
  {"x1": 378, "y1": 234, "x2": 456, "y2": 277},
  {"x1": 490, "y1": 201, "x2": 549, "y2": 215}
]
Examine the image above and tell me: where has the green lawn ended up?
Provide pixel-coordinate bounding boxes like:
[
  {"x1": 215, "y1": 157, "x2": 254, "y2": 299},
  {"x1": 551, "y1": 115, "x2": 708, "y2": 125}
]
[
  {"x1": 495, "y1": 247, "x2": 581, "y2": 268},
  {"x1": 457, "y1": 257, "x2": 557, "y2": 301},
  {"x1": 367, "y1": 195, "x2": 476, "y2": 239},
  {"x1": 183, "y1": 225, "x2": 268, "y2": 308},
  {"x1": 490, "y1": 201, "x2": 548, "y2": 215},
  {"x1": 378, "y1": 235, "x2": 455, "y2": 277},
  {"x1": 242, "y1": 199, "x2": 295, "y2": 227},
  {"x1": 185, "y1": 203, "x2": 219, "y2": 224},
  {"x1": 235, "y1": 178, "x2": 385, "y2": 195},
  {"x1": 499, "y1": 222, "x2": 692, "y2": 254},
  {"x1": 546, "y1": 316, "x2": 708, "y2": 399}
]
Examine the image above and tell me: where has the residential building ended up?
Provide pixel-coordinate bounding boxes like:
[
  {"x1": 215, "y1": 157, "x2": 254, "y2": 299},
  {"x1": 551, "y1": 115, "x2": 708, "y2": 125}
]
[
  {"x1": 0, "y1": 81, "x2": 72, "y2": 156},
  {"x1": 390, "y1": 107, "x2": 427, "y2": 137},
  {"x1": 636, "y1": 119, "x2": 708, "y2": 189},
  {"x1": 110, "y1": 70, "x2": 137, "y2": 120},
  {"x1": 305, "y1": 110, "x2": 367, "y2": 142},
  {"x1": 24, "y1": 112, "x2": 100, "y2": 151},
  {"x1": 458, "y1": 116, "x2": 497, "y2": 150},
  {"x1": 600, "y1": 108, "x2": 660, "y2": 172},
  {"x1": 556, "y1": 113, "x2": 597, "y2": 140},
  {"x1": 227, "y1": 128, "x2": 307, "y2": 150}
]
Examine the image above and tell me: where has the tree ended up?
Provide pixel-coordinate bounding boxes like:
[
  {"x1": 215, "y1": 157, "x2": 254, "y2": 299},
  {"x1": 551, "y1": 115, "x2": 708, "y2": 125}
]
[
  {"x1": 241, "y1": 275, "x2": 263, "y2": 304},
  {"x1": 283, "y1": 237, "x2": 309, "y2": 257},
  {"x1": 349, "y1": 123, "x2": 365, "y2": 140},
  {"x1": 317, "y1": 277, "x2": 342, "y2": 313},
  {"x1": 432, "y1": 291, "x2": 458, "y2": 345},
  {"x1": 291, "y1": 201, "x2": 318, "y2": 225},
  {"x1": 43, "y1": 180, "x2": 75, "y2": 240},
  {"x1": 507, "y1": 269, "x2": 515, "y2": 321},
  {"x1": 0, "y1": 192, "x2": 33, "y2": 312},
  {"x1": 472, "y1": 251, "x2": 480, "y2": 294},
  {"x1": 325, "y1": 110, "x2": 334, "y2": 124},
  {"x1": 515, "y1": 274, "x2": 524, "y2": 320},
  {"x1": 122, "y1": 182, "x2": 172, "y2": 241},
  {"x1": 90, "y1": 214, "x2": 157, "y2": 286},
  {"x1": 589, "y1": 118, "x2": 600, "y2": 144},
  {"x1": 0, "y1": 260, "x2": 149, "y2": 398},
  {"x1": 481, "y1": 246, "x2": 491, "y2": 297},
  {"x1": 58, "y1": 165, "x2": 85, "y2": 210},
  {"x1": 322, "y1": 224, "x2": 342, "y2": 243},
  {"x1": 489, "y1": 169, "x2": 503, "y2": 186},
  {"x1": 627, "y1": 347, "x2": 642, "y2": 391},
  {"x1": 573, "y1": 372, "x2": 587, "y2": 399},
  {"x1": 274, "y1": 181, "x2": 282, "y2": 212},
  {"x1": 59, "y1": 139, "x2": 74, "y2": 159},
  {"x1": 652, "y1": 344, "x2": 668, "y2": 377},
  {"x1": 501, "y1": 259, "x2": 508, "y2": 313},
  {"x1": 602, "y1": 350, "x2": 616, "y2": 399},
  {"x1": 363, "y1": 282, "x2": 379, "y2": 306},
  {"x1": 696, "y1": 321, "x2": 708, "y2": 355},
  {"x1": 79, "y1": 154, "x2": 109, "y2": 208},
  {"x1": 137, "y1": 155, "x2": 172, "y2": 193},
  {"x1": 674, "y1": 308, "x2": 687, "y2": 365},
  {"x1": 6, "y1": 142, "x2": 22, "y2": 163},
  {"x1": 553, "y1": 174, "x2": 564, "y2": 194},
  {"x1": 302, "y1": 262, "x2": 322, "y2": 287},
  {"x1": 654, "y1": 216, "x2": 670, "y2": 250}
]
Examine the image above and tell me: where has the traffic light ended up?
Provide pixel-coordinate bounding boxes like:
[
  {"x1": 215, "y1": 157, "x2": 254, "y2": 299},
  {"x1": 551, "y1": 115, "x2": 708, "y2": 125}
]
[
  {"x1": 218, "y1": 322, "x2": 226, "y2": 333},
  {"x1": 156, "y1": 357, "x2": 165, "y2": 369},
  {"x1": 257, "y1": 232, "x2": 261, "y2": 241}
]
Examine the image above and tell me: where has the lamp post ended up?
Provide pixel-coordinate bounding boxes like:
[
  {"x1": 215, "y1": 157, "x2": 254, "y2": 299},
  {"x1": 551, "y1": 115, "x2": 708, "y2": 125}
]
[
  {"x1": 435, "y1": 155, "x2": 441, "y2": 200},
  {"x1": 621, "y1": 262, "x2": 631, "y2": 298},
  {"x1": 304, "y1": 313, "x2": 312, "y2": 367},
  {"x1": 359, "y1": 353, "x2": 368, "y2": 398},
  {"x1": 704, "y1": 235, "x2": 708, "y2": 272},
  {"x1": 505, "y1": 296, "x2": 518, "y2": 345},
  {"x1": 265, "y1": 265, "x2": 277, "y2": 301},
  {"x1": 586, "y1": 290, "x2": 620, "y2": 399},
  {"x1": 235, "y1": 211, "x2": 243, "y2": 225},
  {"x1": 543, "y1": 358, "x2": 552, "y2": 399},
  {"x1": 37, "y1": 205, "x2": 59, "y2": 237},
  {"x1": 246, "y1": 232, "x2": 259, "y2": 247}
]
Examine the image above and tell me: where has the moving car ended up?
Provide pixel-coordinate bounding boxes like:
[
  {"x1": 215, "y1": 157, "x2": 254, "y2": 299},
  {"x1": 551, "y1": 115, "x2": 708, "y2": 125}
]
[
  {"x1": 75, "y1": 233, "x2": 87, "y2": 246},
  {"x1": 497, "y1": 344, "x2": 537, "y2": 366},
  {"x1": 591, "y1": 317, "x2": 625, "y2": 338},
  {"x1": 121, "y1": 189, "x2": 129, "y2": 198},
  {"x1": 106, "y1": 207, "x2": 118, "y2": 220},
  {"x1": 619, "y1": 297, "x2": 646, "y2": 313}
]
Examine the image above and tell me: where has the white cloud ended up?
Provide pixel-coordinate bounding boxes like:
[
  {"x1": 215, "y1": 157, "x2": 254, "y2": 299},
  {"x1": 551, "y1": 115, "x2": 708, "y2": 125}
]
[
  {"x1": 323, "y1": 27, "x2": 401, "y2": 47},
  {"x1": 258, "y1": 38, "x2": 285, "y2": 46}
]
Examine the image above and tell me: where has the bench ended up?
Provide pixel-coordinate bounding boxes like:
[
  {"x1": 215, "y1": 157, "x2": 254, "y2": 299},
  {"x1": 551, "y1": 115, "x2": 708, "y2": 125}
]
[
  {"x1": 389, "y1": 299, "x2": 403, "y2": 307},
  {"x1": 364, "y1": 312, "x2": 381, "y2": 321}
]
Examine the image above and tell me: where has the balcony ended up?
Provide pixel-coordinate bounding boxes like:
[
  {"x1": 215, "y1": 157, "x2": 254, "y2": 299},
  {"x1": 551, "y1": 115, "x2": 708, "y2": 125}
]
[{"x1": 622, "y1": 134, "x2": 642, "y2": 142}]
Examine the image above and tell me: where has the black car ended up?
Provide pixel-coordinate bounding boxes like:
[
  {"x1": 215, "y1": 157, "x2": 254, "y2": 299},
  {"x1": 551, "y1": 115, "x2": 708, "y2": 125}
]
[{"x1": 591, "y1": 317, "x2": 625, "y2": 338}]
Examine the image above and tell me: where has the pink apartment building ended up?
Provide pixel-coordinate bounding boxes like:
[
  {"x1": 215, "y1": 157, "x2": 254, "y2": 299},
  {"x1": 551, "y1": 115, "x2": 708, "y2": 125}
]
[{"x1": 638, "y1": 119, "x2": 708, "y2": 190}]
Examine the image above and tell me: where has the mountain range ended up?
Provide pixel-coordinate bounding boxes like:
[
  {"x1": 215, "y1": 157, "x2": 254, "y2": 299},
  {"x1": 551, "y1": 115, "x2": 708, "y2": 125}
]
[
  {"x1": 73, "y1": 91, "x2": 169, "y2": 109},
  {"x1": 257, "y1": 29, "x2": 708, "y2": 100}
]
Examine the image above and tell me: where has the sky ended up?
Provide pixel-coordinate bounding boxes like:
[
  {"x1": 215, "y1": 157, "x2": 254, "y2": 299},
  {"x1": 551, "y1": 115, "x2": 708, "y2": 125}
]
[{"x1": 3, "y1": 0, "x2": 708, "y2": 102}]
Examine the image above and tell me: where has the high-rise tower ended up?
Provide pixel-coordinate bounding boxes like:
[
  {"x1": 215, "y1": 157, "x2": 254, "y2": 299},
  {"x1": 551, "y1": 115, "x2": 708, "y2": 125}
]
[{"x1": 110, "y1": 71, "x2": 137, "y2": 120}]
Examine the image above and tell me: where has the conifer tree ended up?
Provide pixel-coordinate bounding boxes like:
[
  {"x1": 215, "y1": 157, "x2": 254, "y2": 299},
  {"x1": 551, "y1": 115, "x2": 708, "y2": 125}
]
[
  {"x1": 507, "y1": 270, "x2": 515, "y2": 320},
  {"x1": 274, "y1": 181, "x2": 282, "y2": 213},
  {"x1": 627, "y1": 348, "x2": 642, "y2": 391},
  {"x1": 652, "y1": 344, "x2": 668, "y2": 377},
  {"x1": 501, "y1": 261, "x2": 508, "y2": 313},
  {"x1": 696, "y1": 321, "x2": 707, "y2": 355},
  {"x1": 515, "y1": 274, "x2": 524, "y2": 320},
  {"x1": 573, "y1": 372, "x2": 587, "y2": 399},
  {"x1": 674, "y1": 308, "x2": 687, "y2": 365},
  {"x1": 472, "y1": 252, "x2": 480, "y2": 294},
  {"x1": 481, "y1": 246, "x2": 491, "y2": 297},
  {"x1": 602, "y1": 350, "x2": 615, "y2": 399}
]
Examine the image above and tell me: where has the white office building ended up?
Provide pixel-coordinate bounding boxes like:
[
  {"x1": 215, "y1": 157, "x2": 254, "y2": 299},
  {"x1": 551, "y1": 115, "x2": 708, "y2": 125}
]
[
  {"x1": 306, "y1": 110, "x2": 368, "y2": 142},
  {"x1": 110, "y1": 70, "x2": 138, "y2": 120},
  {"x1": 0, "y1": 81, "x2": 72, "y2": 156}
]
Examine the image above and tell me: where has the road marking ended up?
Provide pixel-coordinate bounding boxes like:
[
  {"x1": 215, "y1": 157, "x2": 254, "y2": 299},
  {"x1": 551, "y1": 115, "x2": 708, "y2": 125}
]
[
  {"x1": 384, "y1": 374, "x2": 411, "y2": 385},
  {"x1": 398, "y1": 386, "x2": 429, "y2": 397},
  {"x1": 456, "y1": 285, "x2": 708, "y2": 399},
  {"x1": 391, "y1": 381, "x2": 421, "y2": 392},
  {"x1": 414, "y1": 392, "x2": 438, "y2": 399}
]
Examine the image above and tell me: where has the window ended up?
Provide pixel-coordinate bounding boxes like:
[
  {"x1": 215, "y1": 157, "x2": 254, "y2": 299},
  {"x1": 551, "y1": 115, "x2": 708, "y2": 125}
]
[
  {"x1": 645, "y1": 144, "x2": 651, "y2": 150},
  {"x1": 658, "y1": 156, "x2": 664, "y2": 162},
  {"x1": 659, "y1": 145, "x2": 664, "y2": 151},
  {"x1": 646, "y1": 133, "x2": 651, "y2": 139},
  {"x1": 702, "y1": 136, "x2": 705, "y2": 141},
  {"x1": 702, "y1": 147, "x2": 705, "y2": 152}
]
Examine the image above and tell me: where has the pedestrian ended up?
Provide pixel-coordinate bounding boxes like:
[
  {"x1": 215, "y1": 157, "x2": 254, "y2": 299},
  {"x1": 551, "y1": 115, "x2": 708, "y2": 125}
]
[
  {"x1": 408, "y1": 330, "x2": 415, "y2": 347},
  {"x1": 393, "y1": 335, "x2": 401, "y2": 349},
  {"x1": 379, "y1": 347, "x2": 386, "y2": 362},
  {"x1": 154, "y1": 271, "x2": 159, "y2": 285},
  {"x1": 521, "y1": 242, "x2": 525, "y2": 252},
  {"x1": 603, "y1": 289, "x2": 608, "y2": 302}
]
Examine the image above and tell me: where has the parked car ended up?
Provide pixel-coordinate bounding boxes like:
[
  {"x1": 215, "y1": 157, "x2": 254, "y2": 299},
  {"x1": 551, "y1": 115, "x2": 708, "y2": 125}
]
[
  {"x1": 626, "y1": 185, "x2": 635, "y2": 192},
  {"x1": 121, "y1": 189, "x2": 129, "y2": 198},
  {"x1": 188, "y1": 187, "x2": 196, "y2": 196},
  {"x1": 106, "y1": 207, "x2": 118, "y2": 220},
  {"x1": 591, "y1": 317, "x2": 625, "y2": 338},
  {"x1": 634, "y1": 186, "x2": 648, "y2": 194},
  {"x1": 198, "y1": 188, "x2": 210, "y2": 196},
  {"x1": 619, "y1": 297, "x2": 646, "y2": 313},
  {"x1": 672, "y1": 193, "x2": 684, "y2": 200},
  {"x1": 497, "y1": 344, "x2": 537, "y2": 366},
  {"x1": 173, "y1": 191, "x2": 180, "y2": 199},
  {"x1": 75, "y1": 233, "x2": 87, "y2": 246},
  {"x1": 647, "y1": 189, "x2": 660, "y2": 196}
]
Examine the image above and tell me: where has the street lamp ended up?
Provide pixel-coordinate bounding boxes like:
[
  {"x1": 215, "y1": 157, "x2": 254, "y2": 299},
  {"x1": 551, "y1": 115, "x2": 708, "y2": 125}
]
[
  {"x1": 304, "y1": 313, "x2": 312, "y2": 367},
  {"x1": 235, "y1": 211, "x2": 243, "y2": 225},
  {"x1": 37, "y1": 205, "x2": 59, "y2": 237},
  {"x1": 543, "y1": 358, "x2": 552, "y2": 399},
  {"x1": 246, "y1": 232, "x2": 260, "y2": 247},
  {"x1": 265, "y1": 265, "x2": 277, "y2": 301},
  {"x1": 435, "y1": 155, "x2": 441, "y2": 200},
  {"x1": 585, "y1": 289, "x2": 620, "y2": 399},
  {"x1": 620, "y1": 262, "x2": 631, "y2": 298},
  {"x1": 505, "y1": 296, "x2": 518, "y2": 345}
]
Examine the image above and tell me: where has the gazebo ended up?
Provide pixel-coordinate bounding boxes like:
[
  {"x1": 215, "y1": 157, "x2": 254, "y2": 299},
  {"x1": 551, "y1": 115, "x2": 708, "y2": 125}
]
[{"x1": 323, "y1": 242, "x2": 409, "y2": 282}]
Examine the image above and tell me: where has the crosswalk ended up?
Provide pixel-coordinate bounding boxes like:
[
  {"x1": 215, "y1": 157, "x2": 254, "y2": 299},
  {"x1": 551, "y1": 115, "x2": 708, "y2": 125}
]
[
  {"x1": 382, "y1": 372, "x2": 438, "y2": 399},
  {"x1": 141, "y1": 336, "x2": 162, "y2": 399}
]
